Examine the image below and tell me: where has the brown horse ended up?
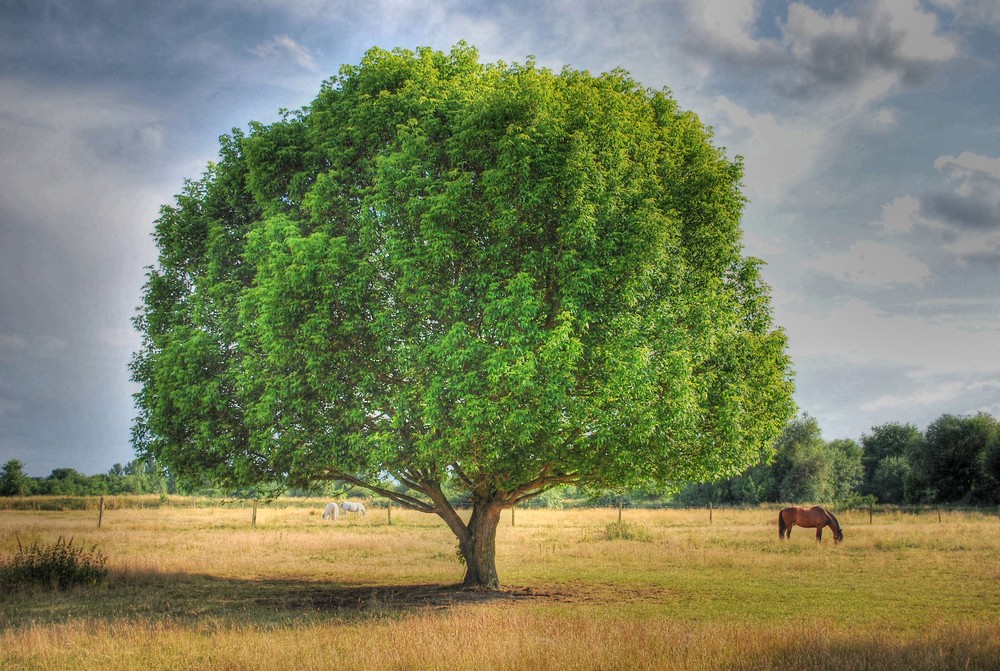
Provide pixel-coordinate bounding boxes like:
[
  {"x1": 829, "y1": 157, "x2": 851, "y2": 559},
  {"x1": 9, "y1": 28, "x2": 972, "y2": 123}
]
[{"x1": 778, "y1": 506, "x2": 843, "y2": 543}]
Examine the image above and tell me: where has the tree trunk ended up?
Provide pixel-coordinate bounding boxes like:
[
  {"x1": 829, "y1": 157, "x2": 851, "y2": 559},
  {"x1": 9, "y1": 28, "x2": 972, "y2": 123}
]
[{"x1": 458, "y1": 502, "x2": 502, "y2": 589}]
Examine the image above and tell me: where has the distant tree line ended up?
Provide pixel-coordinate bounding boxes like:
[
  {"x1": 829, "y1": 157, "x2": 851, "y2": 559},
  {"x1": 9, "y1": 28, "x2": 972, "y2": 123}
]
[
  {"x1": 0, "y1": 457, "x2": 345, "y2": 499},
  {"x1": 4, "y1": 411, "x2": 1000, "y2": 506},
  {"x1": 0, "y1": 458, "x2": 169, "y2": 497},
  {"x1": 678, "y1": 412, "x2": 1000, "y2": 506}
]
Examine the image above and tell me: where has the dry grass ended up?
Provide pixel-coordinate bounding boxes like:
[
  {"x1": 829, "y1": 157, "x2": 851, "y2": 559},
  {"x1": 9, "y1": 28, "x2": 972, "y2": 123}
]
[{"x1": 2, "y1": 503, "x2": 1000, "y2": 670}]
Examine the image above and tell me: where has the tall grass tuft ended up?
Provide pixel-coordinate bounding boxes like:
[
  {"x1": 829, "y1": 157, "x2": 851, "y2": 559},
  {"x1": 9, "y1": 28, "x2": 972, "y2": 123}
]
[
  {"x1": 0, "y1": 534, "x2": 108, "y2": 591},
  {"x1": 603, "y1": 520, "x2": 650, "y2": 542}
]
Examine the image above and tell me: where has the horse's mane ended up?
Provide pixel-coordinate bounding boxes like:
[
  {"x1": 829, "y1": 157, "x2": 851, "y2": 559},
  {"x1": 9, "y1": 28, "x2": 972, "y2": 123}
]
[{"x1": 825, "y1": 508, "x2": 841, "y2": 530}]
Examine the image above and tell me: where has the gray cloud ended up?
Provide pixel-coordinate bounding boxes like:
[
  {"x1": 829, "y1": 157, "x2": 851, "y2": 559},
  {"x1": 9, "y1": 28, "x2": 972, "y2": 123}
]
[
  {"x1": 917, "y1": 152, "x2": 1000, "y2": 238},
  {"x1": 680, "y1": 1, "x2": 957, "y2": 103},
  {"x1": 921, "y1": 191, "x2": 1000, "y2": 230},
  {"x1": 930, "y1": 0, "x2": 1000, "y2": 33},
  {"x1": 776, "y1": 27, "x2": 941, "y2": 100}
]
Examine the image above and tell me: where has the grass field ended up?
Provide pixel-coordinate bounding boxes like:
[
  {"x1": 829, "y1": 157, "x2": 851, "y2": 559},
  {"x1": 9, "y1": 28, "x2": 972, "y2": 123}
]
[{"x1": 2, "y1": 502, "x2": 1000, "y2": 670}]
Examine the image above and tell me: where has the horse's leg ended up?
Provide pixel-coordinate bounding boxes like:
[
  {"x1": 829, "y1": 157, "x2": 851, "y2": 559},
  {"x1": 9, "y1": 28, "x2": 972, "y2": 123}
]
[{"x1": 815, "y1": 527, "x2": 822, "y2": 543}]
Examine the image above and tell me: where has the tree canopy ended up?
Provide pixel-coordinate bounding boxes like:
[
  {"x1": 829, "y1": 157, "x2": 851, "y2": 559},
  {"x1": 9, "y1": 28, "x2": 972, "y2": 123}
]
[
  {"x1": 132, "y1": 44, "x2": 795, "y2": 587},
  {"x1": 908, "y1": 413, "x2": 1000, "y2": 504}
]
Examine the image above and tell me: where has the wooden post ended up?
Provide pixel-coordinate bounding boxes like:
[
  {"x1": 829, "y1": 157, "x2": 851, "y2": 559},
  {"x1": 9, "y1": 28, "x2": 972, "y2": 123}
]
[
  {"x1": 938, "y1": 508, "x2": 942, "y2": 523},
  {"x1": 709, "y1": 502, "x2": 713, "y2": 525},
  {"x1": 618, "y1": 500, "x2": 623, "y2": 522},
  {"x1": 98, "y1": 496, "x2": 105, "y2": 528},
  {"x1": 387, "y1": 499, "x2": 392, "y2": 526},
  {"x1": 251, "y1": 499, "x2": 258, "y2": 528},
  {"x1": 869, "y1": 503, "x2": 873, "y2": 525},
  {"x1": 511, "y1": 505, "x2": 515, "y2": 527}
]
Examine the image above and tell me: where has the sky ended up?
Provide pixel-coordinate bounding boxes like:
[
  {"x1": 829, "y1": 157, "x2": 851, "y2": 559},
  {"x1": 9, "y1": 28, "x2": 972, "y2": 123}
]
[{"x1": 1, "y1": 0, "x2": 999, "y2": 477}]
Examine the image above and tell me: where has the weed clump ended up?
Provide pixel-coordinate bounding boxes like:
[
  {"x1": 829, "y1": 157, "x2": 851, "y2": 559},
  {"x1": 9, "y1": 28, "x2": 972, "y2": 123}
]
[
  {"x1": 0, "y1": 535, "x2": 108, "y2": 591},
  {"x1": 604, "y1": 521, "x2": 651, "y2": 542}
]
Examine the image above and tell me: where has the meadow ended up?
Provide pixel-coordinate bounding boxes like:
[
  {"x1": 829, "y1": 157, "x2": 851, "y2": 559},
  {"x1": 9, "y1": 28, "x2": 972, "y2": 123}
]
[{"x1": 2, "y1": 501, "x2": 999, "y2": 670}]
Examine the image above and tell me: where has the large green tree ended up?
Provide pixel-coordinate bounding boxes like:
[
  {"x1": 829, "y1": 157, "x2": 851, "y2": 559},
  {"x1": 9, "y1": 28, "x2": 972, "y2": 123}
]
[
  {"x1": 765, "y1": 414, "x2": 830, "y2": 502},
  {"x1": 859, "y1": 422, "x2": 923, "y2": 502},
  {"x1": 908, "y1": 413, "x2": 1000, "y2": 503},
  {"x1": 132, "y1": 45, "x2": 795, "y2": 588},
  {"x1": 0, "y1": 459, "x2": 31, "y2": 497}
]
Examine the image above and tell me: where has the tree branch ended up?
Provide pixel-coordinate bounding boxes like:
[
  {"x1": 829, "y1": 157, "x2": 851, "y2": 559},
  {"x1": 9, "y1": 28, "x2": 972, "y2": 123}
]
[
  {"x1": 326, "y1": 471, "x2": 436, "y2": 513},
  {"x1": 504, "y1": 472, "x2": 580, "y2": 508},
  {"x1": 392, "y1": 470, "x2": 429, "y2": 496},
  {"x1": 424, "y1": 479, "x2": 469, "y2": 541},
  {"x1": 450, "y1": 461, "x2": 474, "y2": 489}
]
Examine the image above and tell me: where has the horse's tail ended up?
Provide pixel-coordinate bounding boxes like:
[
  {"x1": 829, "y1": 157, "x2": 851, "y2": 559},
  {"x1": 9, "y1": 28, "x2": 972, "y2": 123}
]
[{"x1": 778, "y1": 510, "x2": 787, "y2": 538}]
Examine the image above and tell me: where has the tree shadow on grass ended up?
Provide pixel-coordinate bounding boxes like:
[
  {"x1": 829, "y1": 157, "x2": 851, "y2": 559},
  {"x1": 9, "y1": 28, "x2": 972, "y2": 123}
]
[{"x1": 0, "y1": 571, "x2": 544, "y2": 629}]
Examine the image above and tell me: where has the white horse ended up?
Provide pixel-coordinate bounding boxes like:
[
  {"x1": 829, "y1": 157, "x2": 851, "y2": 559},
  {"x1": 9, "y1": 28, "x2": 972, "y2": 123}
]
[
  {"x1": 341, "y1": 501, "x2": 367, "y2": 516},
  {"x1": 322, "y1": 502, "x2": 340, "y2": 521}
]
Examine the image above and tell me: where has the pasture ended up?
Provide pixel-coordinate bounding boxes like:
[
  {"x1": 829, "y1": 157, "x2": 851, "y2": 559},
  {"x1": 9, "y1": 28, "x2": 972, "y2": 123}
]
[{"x1": 2, "y1": 502, "x2": 999, "y2": 670}]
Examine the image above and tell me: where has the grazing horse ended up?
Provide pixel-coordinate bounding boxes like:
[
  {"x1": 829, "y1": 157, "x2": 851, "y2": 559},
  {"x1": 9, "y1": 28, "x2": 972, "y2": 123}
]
[
  {"x1": 341, "y1": 501, "x2": 367, "y2": 516},
  {"x1": 322, "y1": 502, "x2": 340, "y2": 521},
  {"x1": 778, "y1": 506, "x2": 843, "y2": 543}
]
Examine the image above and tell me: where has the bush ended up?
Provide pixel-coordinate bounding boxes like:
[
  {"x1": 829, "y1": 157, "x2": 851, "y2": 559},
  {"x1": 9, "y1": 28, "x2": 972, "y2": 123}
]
[
  {"x1": 0, "y1": 535, "x2": 108, "y2": 591},
  {"x1": 603, "y1": 521, "x2": 651, "y2": 542}
]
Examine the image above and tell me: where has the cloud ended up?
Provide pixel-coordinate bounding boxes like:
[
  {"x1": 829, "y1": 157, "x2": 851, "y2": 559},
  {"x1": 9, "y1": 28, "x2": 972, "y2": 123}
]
[
  {"x1": 803, "y1": 240, "x2": 930, "y2": 287},
  {"x1": 861, "y1": 378, "x2": 1000, "y2": 413},
  {"x1": 0, "y1": 334, "x2": 67, "y2": 358},
  {"x1": 679, "y1": 0, "x2": 784, "y2": 64},
  {"x1": 874, "y1": 195, "x2": 926, "y2": 233},
  {"x1": 0, "y1": 78, "x2": 170, "y2": 236},
  {"x1": 928, "y1": 0, "x2": 1000, "y2": 32},
  {"x1": 710, "y1": 95, "x2": 823, "y2": 201},
  {"x1": 783, "y1": 0, "x2": 957, "y2": 92},
  {"x1": 782, "y1": 297, "x2": 1000, "y2": 376},
  {"x1": 875, "y1": 152, "x2": 1000, "y2": 266},
  {"x1": 922, "y1": 152, "x2": 1000, "y2": 231},
  {"x1": 253, "y1": 35, "x2": 320, "y2": 72},
  {"x1": 682, "y1": 0, "x2": 958, "y2": 105}
]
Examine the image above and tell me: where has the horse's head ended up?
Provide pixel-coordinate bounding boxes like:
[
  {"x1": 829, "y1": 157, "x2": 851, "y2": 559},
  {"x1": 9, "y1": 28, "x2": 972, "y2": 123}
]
[{"x1": 833, "y1": 528, "x2": 844, "y2": 543}]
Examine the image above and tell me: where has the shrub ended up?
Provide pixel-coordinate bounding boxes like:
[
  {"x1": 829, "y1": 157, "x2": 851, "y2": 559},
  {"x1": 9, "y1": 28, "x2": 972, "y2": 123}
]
[
  {"x1": 0, "y1": 535, "x2": 108, "y2": 591},
  {"x1": 603, "y1": 521, "x2": 651, "y2": 542}
]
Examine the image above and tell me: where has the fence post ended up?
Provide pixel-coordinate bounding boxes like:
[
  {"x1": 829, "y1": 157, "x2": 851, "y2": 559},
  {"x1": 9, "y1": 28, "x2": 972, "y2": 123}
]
[
  {"x1": 251, "y1": 498, "x2": 258, "y2": 528},
  {"x1": 618, "y1": 500, "x2": 623, "y2": 522},
  {"x1": 387, "y1": 499, "x2": 392, "y2": 526},
  {"x1": 98, "y1": 496, "x2": 105, "y2": 528},
  {"x1": 869, "y1": 502, "x2": 873, "y2": 525},
  {"x1": 511, "y1": 504, "x2": 515, "y2": 527}
]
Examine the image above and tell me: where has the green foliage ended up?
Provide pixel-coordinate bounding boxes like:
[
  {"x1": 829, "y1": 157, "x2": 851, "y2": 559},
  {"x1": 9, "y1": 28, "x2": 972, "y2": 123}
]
[
  {"x1": 133, "y1": 42, "x2": 794, "y2": 499},
  {"x1": 676, "y1": 414, "x2": 864, "y2": 505},
  {"x1": 0, "y1": 535, "x2": 108, "y2": 591},
  {"x1": 767, "y1": 414, "x2": 830, "y2": 502},
  {"x1": 131, "y1": 44, "x2": 795, "y2": 585},
  {"x1": 0, "y1": 459, "x2": 170, "y2": 498},
  {"x1": 859, "y1": 422, "x2": 923, "y2": 503},
  {"x1": 907, "y1": 413, "x2": 1000, "y2": 504},
  {"x1": 516, "y1": 486, "x2": 569, "y2": 509},
  {"x1": 0, "y1": 460, "x2": 32, "y2": 496},
  {"x1": 870, "y1": 455, "x2": 911, "y2": 503},
  {"x1": 825, "y1": 438, "x2": 864, "y2": 501}
]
